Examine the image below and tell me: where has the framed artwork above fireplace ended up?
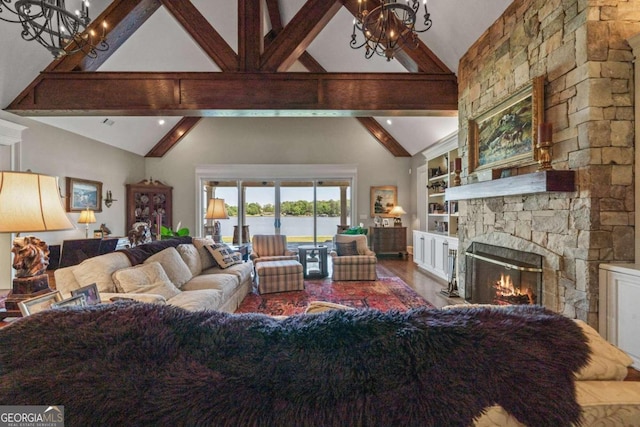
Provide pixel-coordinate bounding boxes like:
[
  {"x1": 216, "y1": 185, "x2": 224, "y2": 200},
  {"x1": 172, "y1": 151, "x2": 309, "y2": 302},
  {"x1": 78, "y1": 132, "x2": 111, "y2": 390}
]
[{"x1": 468, "y1": 76, "x2": 544, "y2": 174}]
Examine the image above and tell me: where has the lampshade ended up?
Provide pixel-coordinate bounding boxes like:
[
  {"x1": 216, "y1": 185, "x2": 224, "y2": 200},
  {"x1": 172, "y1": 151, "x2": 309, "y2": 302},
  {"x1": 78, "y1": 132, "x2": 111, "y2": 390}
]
[
  {"x1": 205, "y1": 198, "x2": 229, "y2": 220},
  {"x1": 0, "y1": 171, "x2": 74, "y2": 233},
  {"x1": 78, "y1": 209, "x2": 96, "y2": 224},
  {"x1": 388, "y1": 205, "x2": 407, "y2": 216}
]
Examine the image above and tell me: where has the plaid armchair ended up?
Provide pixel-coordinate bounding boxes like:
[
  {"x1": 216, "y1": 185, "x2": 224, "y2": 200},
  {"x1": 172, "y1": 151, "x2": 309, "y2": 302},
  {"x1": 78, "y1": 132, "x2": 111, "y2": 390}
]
[
  {"x1": 250, "y1": 235, "x2": 298, "y2": 265},
  {"x1": 330, "y1": 234, "x2": 377, "y2": 281}
]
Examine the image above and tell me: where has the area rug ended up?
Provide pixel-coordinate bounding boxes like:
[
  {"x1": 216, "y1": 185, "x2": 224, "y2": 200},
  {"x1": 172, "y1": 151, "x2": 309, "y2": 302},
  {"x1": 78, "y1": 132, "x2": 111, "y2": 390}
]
[{"x1": 235, "y1": 277, "x2": 434, "y2": 315}]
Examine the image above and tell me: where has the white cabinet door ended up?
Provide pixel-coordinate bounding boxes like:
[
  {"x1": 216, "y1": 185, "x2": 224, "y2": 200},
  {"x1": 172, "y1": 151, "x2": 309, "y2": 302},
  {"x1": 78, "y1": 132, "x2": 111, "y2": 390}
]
[
  {"x1": 433, "y1": 235, "x2": 448, "y2": 278},
  {"x1": 412, "y1": 231, "x2": 426, "y2": 266},
  {"x1": 599, "y1": 264, "x2": 640, "y2": 368}
]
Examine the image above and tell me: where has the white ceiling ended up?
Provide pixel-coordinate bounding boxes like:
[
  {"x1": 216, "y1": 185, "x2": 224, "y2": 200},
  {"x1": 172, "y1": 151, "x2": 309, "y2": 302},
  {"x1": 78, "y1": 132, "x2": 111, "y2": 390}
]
[{"x1": 0, "y1": 0, "x2": 512, "y2": 156}]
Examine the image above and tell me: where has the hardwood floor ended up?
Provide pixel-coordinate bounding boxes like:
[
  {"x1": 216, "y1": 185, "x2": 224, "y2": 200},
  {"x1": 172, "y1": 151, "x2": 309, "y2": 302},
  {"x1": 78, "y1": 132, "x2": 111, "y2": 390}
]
[{"x1": 375, "y1": 255, "x2": 465, "y2": 308}]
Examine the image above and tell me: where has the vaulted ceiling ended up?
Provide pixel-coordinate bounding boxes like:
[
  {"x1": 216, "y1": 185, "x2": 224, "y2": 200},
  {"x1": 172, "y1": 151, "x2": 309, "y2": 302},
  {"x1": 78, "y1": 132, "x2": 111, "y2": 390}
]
[{"x1": 0, "y1": 0, "x2": 512, "y2": 157}]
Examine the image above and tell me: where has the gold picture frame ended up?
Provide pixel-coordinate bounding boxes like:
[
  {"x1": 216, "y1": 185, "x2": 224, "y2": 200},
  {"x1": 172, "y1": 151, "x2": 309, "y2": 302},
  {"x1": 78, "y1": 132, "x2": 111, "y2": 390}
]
[
  {"x1": 18, "y1": 291, "x2": 63, "y2": 316},
  {"x1": 370, "y1": 186, "x2": 397, "y2": 218},
  {"x1": 468, "y1": 76, "x2": 544, "y2": 173},
  {"x1": 66, "y1": 177, "x2": 103, "y2": 212}
]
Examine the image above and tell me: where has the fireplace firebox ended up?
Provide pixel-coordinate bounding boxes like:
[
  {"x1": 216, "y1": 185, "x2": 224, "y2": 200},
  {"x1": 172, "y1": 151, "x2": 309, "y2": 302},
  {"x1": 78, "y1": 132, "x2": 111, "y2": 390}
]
[{"x1": 465, "y1": 242, "x2": 542, "y2": 305}]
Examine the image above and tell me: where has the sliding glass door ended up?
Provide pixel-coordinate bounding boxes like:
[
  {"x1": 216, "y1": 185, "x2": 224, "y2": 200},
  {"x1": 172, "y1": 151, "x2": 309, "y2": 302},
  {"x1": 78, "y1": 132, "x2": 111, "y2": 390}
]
[{"x1": 197, "y1": 164, "x2": 356, "y2": 246}]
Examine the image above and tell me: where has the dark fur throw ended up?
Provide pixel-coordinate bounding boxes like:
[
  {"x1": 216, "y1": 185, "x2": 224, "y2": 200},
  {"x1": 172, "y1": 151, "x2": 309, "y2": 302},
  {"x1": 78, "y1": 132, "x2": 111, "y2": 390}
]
[{"x1": 0, "y1": 303, "x2": 590, "y2": 427}]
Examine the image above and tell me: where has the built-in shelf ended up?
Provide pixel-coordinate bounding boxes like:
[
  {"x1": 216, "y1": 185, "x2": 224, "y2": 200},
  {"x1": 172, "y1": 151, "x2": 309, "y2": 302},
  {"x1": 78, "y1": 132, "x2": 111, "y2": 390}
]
[{"x1": 445, "y1": 170, "x2": 575, "y2": 201}]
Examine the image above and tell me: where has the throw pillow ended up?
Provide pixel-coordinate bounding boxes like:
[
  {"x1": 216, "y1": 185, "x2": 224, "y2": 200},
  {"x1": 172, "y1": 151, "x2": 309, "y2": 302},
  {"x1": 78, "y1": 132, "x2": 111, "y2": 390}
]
[
  {"x1": 574, "y1": 319, "x2": 633, "y2": 380},
  {"x1": 336, "y1": 241, "x2": 359, "y2": 256},
  {"x1": 144, "y1": 247, "x2": 193, "y2": 288},
  {"x1": 192, "y1": 237, "x2": 218, "y2": 270},
  {"x1": 176, "y1": 244, "x2": 203, "y2": 277},
  {"x1": 205, "y1": 244, "x2": 243, "y2": 269},
  {"x1": 72, "y1": 252, "x2": 132, "y2": 294},
  {"x1": 112, "y1": 262, "x2": 181, "y2": 300}
]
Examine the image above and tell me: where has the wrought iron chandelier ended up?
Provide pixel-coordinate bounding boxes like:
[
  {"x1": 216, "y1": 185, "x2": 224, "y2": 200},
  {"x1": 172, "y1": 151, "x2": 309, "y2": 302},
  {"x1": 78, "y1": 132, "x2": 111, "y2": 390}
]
[
  {"x1": 350, "y1": 0, "x2": 432, "y2": 61},
  {"x1": 0, "y1": 0, "x2": 108, "y2": 58}
]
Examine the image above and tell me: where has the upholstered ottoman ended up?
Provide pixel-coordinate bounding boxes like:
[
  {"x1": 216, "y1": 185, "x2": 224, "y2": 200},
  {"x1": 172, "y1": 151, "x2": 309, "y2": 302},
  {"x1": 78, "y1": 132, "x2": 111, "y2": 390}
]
[{"x1": 255, "y1": 260, "x2": 304, "y2": 294}]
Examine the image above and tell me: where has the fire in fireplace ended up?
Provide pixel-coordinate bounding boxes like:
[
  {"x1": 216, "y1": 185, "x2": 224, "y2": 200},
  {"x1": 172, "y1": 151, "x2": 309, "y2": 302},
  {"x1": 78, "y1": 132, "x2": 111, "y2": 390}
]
[{"x1": 465, "y1": 242, "x2": 542, "y2": 305}]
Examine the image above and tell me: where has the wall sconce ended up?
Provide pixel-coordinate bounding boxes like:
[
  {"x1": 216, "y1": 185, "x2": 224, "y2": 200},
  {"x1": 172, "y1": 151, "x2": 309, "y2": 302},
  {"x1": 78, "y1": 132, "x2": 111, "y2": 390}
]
[{"x1": 104, "y1": 190, "x2": 117, "y2": 208}]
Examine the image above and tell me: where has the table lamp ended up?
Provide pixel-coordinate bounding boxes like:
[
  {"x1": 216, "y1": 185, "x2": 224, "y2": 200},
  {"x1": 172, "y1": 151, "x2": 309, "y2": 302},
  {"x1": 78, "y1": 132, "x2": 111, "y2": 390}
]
[
  {"x1": 388, "y1": 205, "x2": 407, "y2": 227},
  {"x1": 0, "y1": 171, "x2": 74, "y2": 318},
  {"x1": 205, "y1": 198, "x2": 229, "y2": 243},
  {"x1": 78, "y1": 208, "x2": 96, "y2": 238}
]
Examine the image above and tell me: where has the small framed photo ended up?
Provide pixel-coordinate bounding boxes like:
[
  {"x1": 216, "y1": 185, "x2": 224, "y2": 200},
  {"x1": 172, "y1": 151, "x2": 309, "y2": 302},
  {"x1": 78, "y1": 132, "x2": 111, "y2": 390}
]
[
  {"x1": 382, "y1": 218, "x2": 390, "y2": 227},
  {"x1": 18, "y1": 291, "x2": 63, "y2": 316},
  {"x1": 66, "y1": 177, "x2": 103, "y2": 212},
  {"x1": 52, "y1": 295, "x2": 87, "y2": 309},
  {"x1": 72, "y1": 283, "x2": 101, "y2": 305}
]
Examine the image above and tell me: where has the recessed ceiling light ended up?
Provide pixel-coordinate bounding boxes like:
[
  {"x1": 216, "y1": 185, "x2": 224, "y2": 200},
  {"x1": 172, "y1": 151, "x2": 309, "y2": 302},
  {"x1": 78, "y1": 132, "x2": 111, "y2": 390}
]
[
  {"x1": 386, "y1": 119, "x2": 392, "y2": 125},
  {"x1": 158, "y1": 119, "x2": 165, "y2": 125}
]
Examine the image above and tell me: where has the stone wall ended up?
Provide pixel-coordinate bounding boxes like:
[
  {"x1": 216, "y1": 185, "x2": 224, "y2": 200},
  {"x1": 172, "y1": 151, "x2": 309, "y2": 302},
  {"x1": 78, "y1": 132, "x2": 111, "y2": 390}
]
[{"x1": 457, "y1": 0, "x2": 640, "y2": 326}]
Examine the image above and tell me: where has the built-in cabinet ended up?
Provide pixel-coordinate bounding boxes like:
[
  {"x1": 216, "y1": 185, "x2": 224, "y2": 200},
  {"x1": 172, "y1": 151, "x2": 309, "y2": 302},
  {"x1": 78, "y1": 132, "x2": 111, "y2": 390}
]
[
  {"x1": 599, "y1": 264, "x2": 640, "y2": 368},
  {"x1": 413, "y1": 230, "x2": 458, "y2": 281},
  {"x1": 423, "y1": 132, "x2": 460, "y2": 237},
  {"x1": 126, "y1": 179, "x2": 173, "y2": 238},
  {"x1": 414, "y1": 132, "x2": 460, "y2": 281}
]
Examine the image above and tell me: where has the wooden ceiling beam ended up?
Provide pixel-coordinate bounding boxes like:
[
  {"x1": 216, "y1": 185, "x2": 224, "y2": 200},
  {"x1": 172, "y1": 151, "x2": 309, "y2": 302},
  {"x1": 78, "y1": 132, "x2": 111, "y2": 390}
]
[
  {"x1": 49, "y1": 0, "x2": 162, "y2": 73},
  {"x1": 161, "y1": 0, "x2": 238, "y2": 72},
  {"x1": 146, "y1": 117, "x2": 202, "y2": 157},
  {"x1": 356, "y1": 117, "x2": 411, "y2": 157},
  {"x1": 6, "y1": 71, "x2": 458, "y2": 115},
  {"x1": 261, "y1": 0, "x2": 342, "y2": 72},
  {"x1": 265, "y1": 0, "x2": 283, "y2": 32},
  {"x1": 238, "y1": 0, "x2": 263, "y2": 71}
]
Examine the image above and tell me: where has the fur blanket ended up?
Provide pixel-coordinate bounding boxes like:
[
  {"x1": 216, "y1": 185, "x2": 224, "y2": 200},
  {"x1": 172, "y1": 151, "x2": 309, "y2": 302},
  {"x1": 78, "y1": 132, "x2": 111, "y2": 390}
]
[{"x1": 0, "y1": 303, "x2": 590, "y2": 427}]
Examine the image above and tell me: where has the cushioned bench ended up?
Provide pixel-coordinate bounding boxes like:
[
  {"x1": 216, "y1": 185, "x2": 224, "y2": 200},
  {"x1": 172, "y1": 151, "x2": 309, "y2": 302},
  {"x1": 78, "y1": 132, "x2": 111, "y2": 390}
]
[{"x1": 255, "y1": 260, "x2": 304, "y2": 294}]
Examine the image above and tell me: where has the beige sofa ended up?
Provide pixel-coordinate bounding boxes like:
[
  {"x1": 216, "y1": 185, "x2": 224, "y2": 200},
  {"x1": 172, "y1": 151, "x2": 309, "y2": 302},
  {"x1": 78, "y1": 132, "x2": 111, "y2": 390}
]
[{"x1": 54, "y1": 237, "x2": 253, "y2": 313}]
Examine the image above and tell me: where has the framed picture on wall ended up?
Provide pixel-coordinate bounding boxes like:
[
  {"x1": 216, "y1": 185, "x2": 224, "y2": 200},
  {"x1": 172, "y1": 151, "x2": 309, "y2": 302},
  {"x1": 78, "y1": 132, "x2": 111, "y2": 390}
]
[
  {"x1": 370, "y1": 186, "x2": 397, "y2": 217},
  {"x1": 468, "y1": 76, "x2": 544, "y2": 173},
  {"x1": 66, "y1": 177, "x2": 103, "y2": 212}
]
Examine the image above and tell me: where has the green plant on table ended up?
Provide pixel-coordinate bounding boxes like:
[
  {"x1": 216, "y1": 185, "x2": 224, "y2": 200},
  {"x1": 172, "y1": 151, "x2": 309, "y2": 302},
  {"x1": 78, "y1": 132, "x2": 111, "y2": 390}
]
[{"x1": 160, "y1": 222, "x2": 190, "y2": 239}]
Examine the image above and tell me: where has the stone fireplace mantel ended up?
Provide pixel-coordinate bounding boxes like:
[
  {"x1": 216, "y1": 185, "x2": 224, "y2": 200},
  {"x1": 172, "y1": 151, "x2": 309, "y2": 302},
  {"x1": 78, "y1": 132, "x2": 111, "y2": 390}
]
[{"x1": 445, "y1": 170, "x2": 575, "y2": 201}]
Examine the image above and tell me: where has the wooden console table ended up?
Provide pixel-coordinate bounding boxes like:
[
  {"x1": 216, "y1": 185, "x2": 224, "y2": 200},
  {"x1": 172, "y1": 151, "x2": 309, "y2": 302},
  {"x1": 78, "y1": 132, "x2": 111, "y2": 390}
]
[{"x1": 369, "y1": 227, "x2": 407, "y2": 258}]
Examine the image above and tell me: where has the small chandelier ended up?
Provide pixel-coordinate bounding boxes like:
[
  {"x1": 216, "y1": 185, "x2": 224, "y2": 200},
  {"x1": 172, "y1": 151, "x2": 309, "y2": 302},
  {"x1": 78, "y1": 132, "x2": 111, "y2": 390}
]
[
  {"x1": 0, "y1": 0, "x2": 108, "y2": 58},
  {"x1": 350, "y1": 0, "x2": 432, "y2": 61}
]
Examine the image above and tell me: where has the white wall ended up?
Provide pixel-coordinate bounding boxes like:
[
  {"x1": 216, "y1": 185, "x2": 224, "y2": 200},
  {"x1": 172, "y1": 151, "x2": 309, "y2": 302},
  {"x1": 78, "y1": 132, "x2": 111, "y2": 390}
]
[
  {"x1": 0, "y1": 111, "x2": 145, "y2": 289},
  {"x1": 144, "y1": 117, "x2": 412, "y2": 234}
]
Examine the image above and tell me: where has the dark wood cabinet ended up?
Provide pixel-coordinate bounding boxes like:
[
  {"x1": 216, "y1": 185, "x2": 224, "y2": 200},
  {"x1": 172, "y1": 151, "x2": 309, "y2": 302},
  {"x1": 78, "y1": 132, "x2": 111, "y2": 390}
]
[
  {"x1": 369, "y1": 227, "x2": 408, "y2": 258},
  {"x1": 126, "y1": 179, "x2": 172, "y2": 238}
]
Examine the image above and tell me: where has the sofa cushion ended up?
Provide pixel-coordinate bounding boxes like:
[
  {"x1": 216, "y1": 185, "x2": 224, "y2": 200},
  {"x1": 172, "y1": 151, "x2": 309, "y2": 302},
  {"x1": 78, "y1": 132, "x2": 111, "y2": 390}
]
[
  {"x1": 205, "y1": 244, "x2": 243, "y2": 269},
  {"x1": 167, "y1": 289, "x2": 224, "y2": 311},
  {"x1": 176, "y1": 244, "x2": 203, "y2": 276},
  {"x1": 336, "y1": 241, "x2": 359, "y2": 256},
  {"x1": 72, "y1": 252, "x2": 131, "y2": 294},
  {"x1": 144, "y1": 247, "x2": 193, "y2": 288},
  {"x1": 112, "y1": 262, "x2": 181, "y2": 300},
  {"x1": 202, "y1": 261, "x2": 253, "y2": 285},
  {"x1": 181, "y1": 273, "x2": 239, "y2": 301},
  {"x1": 574, "y1": 319, "x2": 633, "y2": 381},
  {"x1": 192, "y1": 237, "x2": 217, "y2": 270}
]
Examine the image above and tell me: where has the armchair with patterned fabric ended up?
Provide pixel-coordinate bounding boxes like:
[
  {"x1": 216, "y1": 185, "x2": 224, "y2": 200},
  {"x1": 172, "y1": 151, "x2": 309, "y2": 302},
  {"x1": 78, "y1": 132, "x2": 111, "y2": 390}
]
[
  {"x1": 330, "y1": 234, "x2": 377, "y2": 281},
  {"x1": 249, "y1": 235, "x2": 298, "y2": 265}
]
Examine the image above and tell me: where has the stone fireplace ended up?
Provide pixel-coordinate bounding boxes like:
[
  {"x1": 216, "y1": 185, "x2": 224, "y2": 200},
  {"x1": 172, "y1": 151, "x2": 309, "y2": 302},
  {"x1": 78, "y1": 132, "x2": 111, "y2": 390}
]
[
  {"x1": 455, "y1": 0, "x2": 637, "y2": 325},
  {"x1": 465, "y1": 242, "x2": 542, "y2": 305}
]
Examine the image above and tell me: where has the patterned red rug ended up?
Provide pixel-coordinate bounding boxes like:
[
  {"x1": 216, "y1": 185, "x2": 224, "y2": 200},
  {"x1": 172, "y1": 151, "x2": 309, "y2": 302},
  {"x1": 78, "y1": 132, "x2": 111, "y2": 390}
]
[{"x1": 235, "y1": 277, "x2": 434, "y2": 316}]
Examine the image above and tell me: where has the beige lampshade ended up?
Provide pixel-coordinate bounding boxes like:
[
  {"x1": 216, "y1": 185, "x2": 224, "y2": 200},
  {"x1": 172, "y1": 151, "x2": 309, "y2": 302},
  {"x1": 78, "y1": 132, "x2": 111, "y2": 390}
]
[
  {"x1": 0, "y1": 171, "x2": 74, "y2": 233},
  {"x1": 205, "y1": 198, "x2": 229, "y2": 220},
  {"x1": 78, "y1": 209, "x2": 97, "y2": 224},
  {"x1": 388, "y1": 205, "x2": 407, "y2": 216}
]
